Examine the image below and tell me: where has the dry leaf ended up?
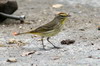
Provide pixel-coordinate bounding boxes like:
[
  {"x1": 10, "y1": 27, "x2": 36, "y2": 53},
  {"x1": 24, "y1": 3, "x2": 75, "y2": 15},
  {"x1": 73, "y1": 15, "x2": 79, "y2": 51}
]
[
  {"x1": 21, "y1": 51, "x2": 36, "y2": 56},
  {"x1": 7, "y1": 58, "x2": 17, "y2": 62},
  {"x1": 16, "y1": 40, "x2": 26, "y2": 46},
  {"x1": 7, "y1": 39, "x2": 26, "y2": 46},
  {"x1": 52, "y1": 4, "x2": 63, "y2": 8},
  {"x1": 52, "y1": 56, "x2": 60, "y2": 60},
  {"x1": 7, "y1": 39, "x2": 16, "y2": 44},
  {"x1": 24, "y1": 21, "x2": 32, "y2": 24}
]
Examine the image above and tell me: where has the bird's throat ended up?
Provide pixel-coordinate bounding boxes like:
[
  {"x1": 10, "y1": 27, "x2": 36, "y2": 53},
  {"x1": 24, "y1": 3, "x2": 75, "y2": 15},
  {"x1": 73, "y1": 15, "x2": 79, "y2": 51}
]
[{"x1": 61, "y1": 18, "x2": 67, "y2": 24}]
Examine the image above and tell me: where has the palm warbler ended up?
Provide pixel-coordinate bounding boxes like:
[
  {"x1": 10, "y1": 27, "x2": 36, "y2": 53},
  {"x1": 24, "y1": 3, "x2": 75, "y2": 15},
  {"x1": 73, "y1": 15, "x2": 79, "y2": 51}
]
[{"x1": 16, "y1": 12, "x2": 70, "y2": 49}]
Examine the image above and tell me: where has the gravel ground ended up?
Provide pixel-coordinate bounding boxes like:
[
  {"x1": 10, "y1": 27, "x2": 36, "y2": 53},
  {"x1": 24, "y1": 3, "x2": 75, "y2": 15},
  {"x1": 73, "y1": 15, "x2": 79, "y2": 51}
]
[{"x1": 0, "y1": 0, "x2": 100, "y2": 66}]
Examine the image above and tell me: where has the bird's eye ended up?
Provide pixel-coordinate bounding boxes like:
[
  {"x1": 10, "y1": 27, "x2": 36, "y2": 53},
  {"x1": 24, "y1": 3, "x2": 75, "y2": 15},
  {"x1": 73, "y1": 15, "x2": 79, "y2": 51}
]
[{"x1": 61, "y1": 16, "x2": 66, "y2": 17}]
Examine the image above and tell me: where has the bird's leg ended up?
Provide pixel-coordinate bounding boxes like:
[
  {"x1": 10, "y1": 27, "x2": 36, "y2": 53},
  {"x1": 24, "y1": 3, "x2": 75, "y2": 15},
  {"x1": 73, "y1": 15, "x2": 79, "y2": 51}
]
[
  {"x1": 41, "y1": 36, "x2": 46, "y2": 50},
  {"x1": 47, "y1": 37, "x2": 60, "y2": 49}
]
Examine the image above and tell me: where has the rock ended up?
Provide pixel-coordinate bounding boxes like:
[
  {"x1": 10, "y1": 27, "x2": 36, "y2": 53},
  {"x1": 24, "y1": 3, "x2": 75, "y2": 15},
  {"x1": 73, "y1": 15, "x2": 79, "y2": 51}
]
[
  {"x1": 0, "y1": 0, "x2": 18, "y2": 22},
  {"x1": 7, "y1": 58, "x2": 17, "y2": 62},
  {"x1": 61, "y1": 39, "x2": 75, "y2": 45},
  {"x1": 21, "y1": 51, "x2": 36, "y2": 56}
]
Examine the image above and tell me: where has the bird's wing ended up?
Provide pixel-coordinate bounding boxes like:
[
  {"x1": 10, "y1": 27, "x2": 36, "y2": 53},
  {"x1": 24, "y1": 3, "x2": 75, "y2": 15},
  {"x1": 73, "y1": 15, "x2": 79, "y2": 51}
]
[{"x1": 30, "y1": 21, "x2": 56, "y2": 33}]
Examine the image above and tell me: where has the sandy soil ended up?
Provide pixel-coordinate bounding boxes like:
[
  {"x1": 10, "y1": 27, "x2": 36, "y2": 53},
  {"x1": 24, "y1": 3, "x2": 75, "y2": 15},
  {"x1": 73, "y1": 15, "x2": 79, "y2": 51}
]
[{"x1": 0, "y1": 0, "x2": 100, "y2": 66}]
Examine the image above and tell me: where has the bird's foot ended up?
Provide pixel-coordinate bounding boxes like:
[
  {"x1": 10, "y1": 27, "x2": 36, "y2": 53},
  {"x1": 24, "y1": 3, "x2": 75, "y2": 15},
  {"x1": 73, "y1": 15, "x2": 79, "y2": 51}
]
[
  {"x1": 42, "y1": 48, "x2": 46, "y2": 50},
  {"x1": 53, "y1": 46, "x2": 61, "y2": 49}
]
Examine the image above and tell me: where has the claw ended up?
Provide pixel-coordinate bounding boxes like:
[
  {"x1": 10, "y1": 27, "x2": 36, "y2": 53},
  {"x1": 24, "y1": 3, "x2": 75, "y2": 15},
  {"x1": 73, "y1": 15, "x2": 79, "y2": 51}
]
[{"x1": 53, "y1": 46, "x2": 61, "y2": 49}]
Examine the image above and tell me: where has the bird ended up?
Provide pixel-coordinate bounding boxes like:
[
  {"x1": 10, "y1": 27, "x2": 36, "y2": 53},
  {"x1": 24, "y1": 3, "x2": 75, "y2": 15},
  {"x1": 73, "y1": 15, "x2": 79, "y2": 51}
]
[{"x1": 15, "y1": 12, "x2": 70, "y2": 50}]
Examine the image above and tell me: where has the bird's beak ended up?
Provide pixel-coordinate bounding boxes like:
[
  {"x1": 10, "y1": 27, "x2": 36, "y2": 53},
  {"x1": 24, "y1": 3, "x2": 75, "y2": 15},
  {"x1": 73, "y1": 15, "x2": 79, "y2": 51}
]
[{"x1": 67, "y1": 14, "x2": 71, "y2": 17}]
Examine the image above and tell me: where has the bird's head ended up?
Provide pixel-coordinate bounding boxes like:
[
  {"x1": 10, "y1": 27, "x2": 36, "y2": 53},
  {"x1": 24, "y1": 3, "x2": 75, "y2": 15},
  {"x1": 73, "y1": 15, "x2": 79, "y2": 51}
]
[
  {"x1": 55, "y1": 12, "x2": 70, "y2": 24},
  {"x1": 57, "y1": 12, "x2": 71, "y2": 17}
]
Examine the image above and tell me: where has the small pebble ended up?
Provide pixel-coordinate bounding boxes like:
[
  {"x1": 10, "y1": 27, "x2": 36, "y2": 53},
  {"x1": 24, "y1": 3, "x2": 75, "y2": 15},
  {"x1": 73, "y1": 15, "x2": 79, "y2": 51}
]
[
  {"x1": 52, "y1": 4, "x2": 63, "y2": 8},
  {"x1": 79, "y1": 29, "x2": 85, "y2": 31},
  {"x1": 98, "y1": 26, "x2": 100, "y2": 30},
  {"x1": 97, "y1": 48, "x2": 100, "y2": 50},
  {"x1": 21, "y1": 51, "x2": 36, "y2": 56},
  {"x1": 19, "y1": 26, "x2": 22, "y2": 29},
  {"x1": 35, "y1": 52, "x2": 41, "y2": 55},
  {"x1": 91, "y1": 43, "x2": 94, "y2": 45},
  {"x1": 61, "y1": 39, "x2": 75, "y2": 45},
  {"x1": 88, "y1": 56, "x2": 93, "y2": 58},
  {"x1": 52, "y1": 56, "x2": 60, "y2": 60}
]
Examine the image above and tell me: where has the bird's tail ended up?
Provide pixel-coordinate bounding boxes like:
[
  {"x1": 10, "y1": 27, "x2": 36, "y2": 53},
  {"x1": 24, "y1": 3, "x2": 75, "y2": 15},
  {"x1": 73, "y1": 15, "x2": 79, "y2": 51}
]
[{"x1": 15, "y1": 32, "x2": 30, "y2": 36}]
